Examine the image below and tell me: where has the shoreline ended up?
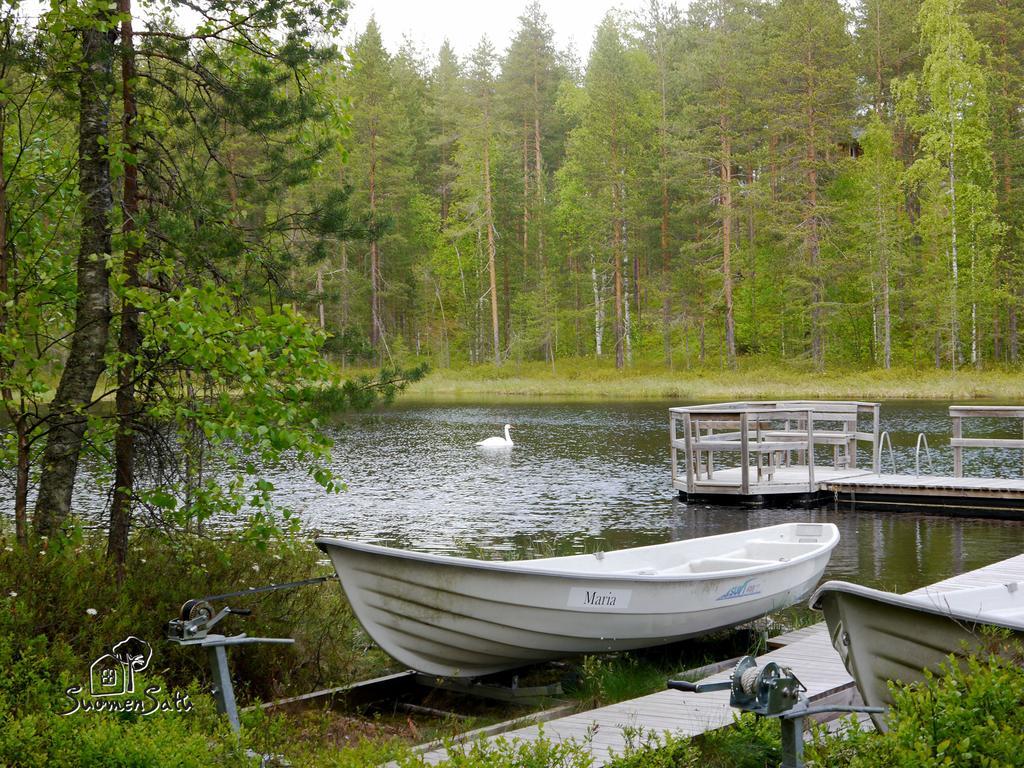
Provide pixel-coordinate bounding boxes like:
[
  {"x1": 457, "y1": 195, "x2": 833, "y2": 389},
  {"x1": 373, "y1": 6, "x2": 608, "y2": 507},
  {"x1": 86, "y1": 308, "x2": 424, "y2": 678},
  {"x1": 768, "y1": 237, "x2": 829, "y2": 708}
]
[{"x1": 401, "y1": 362, "x2": 1024, "y2": 402}]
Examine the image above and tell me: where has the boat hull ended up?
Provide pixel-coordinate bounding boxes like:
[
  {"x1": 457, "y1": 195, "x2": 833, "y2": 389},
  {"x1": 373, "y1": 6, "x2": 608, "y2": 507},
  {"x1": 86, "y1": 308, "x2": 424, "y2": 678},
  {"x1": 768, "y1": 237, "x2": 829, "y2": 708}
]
[
  {"x1": 318, "y1": 523, "x2": 838, "y2": 677},
  {"x1": 811, "y1": 580, "x2": 1024, "y2": 731}
]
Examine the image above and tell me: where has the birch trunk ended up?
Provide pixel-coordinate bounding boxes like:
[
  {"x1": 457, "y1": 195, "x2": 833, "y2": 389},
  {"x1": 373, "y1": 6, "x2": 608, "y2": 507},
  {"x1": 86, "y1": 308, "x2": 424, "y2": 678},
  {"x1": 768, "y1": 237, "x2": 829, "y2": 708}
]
[
  {"x1": 484, "y1": 113, "x2": 500, "y2": 365},
  {"x1": 720, "y1": 121, "x2": 736, "y2": 367},
  {"x1": 612, "y1": 134, "x2": 624, "y2": 370},
  {"x1": 108, "y1": 0, "x2": 141, "y2": 571},
  {"x1": 35, "y1": 19, "x2": 115, "y2": 536}
]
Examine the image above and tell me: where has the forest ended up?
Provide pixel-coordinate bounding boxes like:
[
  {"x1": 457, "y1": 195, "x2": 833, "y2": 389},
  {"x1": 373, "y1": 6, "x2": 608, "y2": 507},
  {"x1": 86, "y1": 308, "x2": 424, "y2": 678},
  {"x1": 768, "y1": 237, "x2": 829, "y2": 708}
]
[
  {"x1": 330, "y1": 0, "x2": 1022, "y2": 374},
  {"x1": 3, "y1": 3, "x2": 1024, "y2": 764},
  {"x1": 0, "y1": 0, "x2": 1021, "y2": 554}
]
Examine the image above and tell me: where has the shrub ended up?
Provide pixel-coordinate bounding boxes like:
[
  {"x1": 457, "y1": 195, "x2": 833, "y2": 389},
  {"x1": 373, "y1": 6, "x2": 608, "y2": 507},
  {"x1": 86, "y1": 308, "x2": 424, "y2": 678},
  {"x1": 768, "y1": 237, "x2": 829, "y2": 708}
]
[
  {"x1": 696, "y1": 713, "x2": 781, "y2": 768},
  {"x1": 807, "y1": 641, "x2": 1024, "y2": 768},
  {"x1": 0, "y1": 625, "x2": 254, "y2": 767},
  {"x1": 0, "y1": 529, "x2": 393, "y2": 702},
  {"x1": 399, "y1": 726, "x2": 597, "y2": 768}
]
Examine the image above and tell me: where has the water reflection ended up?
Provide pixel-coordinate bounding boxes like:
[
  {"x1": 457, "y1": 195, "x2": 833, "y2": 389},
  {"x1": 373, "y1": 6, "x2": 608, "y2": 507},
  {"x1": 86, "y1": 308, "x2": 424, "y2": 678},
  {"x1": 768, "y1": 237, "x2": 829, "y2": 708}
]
[
  {"x1": 5, "y1": 399, "x2": 1024, "y2": 594},
  {"x1": 278, "y1": 399, "x2": 1024, "y2": 595}
]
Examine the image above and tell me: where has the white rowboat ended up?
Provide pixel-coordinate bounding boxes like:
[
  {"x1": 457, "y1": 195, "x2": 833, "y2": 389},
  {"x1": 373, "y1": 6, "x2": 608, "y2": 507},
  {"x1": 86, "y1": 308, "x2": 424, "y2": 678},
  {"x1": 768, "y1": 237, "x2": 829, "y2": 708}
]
[
  {"x1": 811, "y1": 579, "x2": 1024, "y2": 730},
  {"x1": 317, "y1": 522, "x2": 839, "y2": 677}
]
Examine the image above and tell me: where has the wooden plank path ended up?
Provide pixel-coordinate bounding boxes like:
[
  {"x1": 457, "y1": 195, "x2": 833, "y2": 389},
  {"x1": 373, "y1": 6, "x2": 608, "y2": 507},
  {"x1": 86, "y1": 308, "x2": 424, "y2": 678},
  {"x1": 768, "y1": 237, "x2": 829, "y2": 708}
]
[
  {"x1": 412, "y1": 553, "x2": 1024, "y2": 766},
  {"x1": 677, "y1": 465, "x2": 1024, "y2": 517},
  {"x1": 831, "y1": 474, "x2": 1024, "y2": 493},
  {"x1": 825, "y1": 474, "x2": 1024, "y2": 517}
]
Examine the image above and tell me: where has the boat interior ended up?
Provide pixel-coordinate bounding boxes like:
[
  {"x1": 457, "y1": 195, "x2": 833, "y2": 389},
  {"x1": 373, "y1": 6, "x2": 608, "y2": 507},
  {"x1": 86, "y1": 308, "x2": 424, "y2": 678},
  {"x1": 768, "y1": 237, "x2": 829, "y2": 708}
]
[{"x1": 510, "y1": 523, "x2": 835, "y2": 577}]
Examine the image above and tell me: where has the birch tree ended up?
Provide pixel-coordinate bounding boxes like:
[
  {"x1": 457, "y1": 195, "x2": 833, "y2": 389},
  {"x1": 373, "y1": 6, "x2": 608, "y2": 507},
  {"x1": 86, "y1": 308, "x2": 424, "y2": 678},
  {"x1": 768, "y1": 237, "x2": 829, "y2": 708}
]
[
  {"x1": 843, "y1": 115, "x2": 910, "y2": 368},
  {"x1": 456, "y1": 39, "x2": 503, "y2": 364},
  {"x1": 896, "y1": 0, "x2": 1000, "y2": 369}
]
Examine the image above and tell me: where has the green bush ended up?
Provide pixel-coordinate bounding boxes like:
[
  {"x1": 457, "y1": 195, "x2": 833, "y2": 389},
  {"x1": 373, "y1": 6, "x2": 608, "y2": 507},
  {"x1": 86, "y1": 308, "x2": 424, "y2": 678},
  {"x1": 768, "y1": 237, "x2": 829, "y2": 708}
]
[
  {"x1": 696, "y1": 713, "x2": 781, "y2": 768},
  {"x1": 0, "y1": 625, "x2": 254, "y2": 767},
  {"x1": 0, "y1": 529, "x2": 393, "y2": 702},
  {"x1": 607, "y1": 728, "x2": 700, "y2": 767},
  {"x1": 398, "y1": 726, "x2": 596, "y2": 768},
  {"x1": 808, "y1": 642, "x2": 1024, "y2": 768}
]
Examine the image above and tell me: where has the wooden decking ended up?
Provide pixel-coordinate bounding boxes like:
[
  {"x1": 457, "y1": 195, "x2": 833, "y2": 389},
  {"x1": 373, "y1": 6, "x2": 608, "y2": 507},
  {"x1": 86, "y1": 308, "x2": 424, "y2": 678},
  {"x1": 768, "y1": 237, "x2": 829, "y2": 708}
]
[
  {"x1": 676, "y1": 466, "x2": 1024, "y2": 516},
  {"x1": 670, "y1": 401, "x2": 1024, "y2": 516},
  {"x1": 412, "y1": 553, "x2": 1024, "y2": 766},
  {"x1": 825, "y1": 473, "x2": 1024, "y2": 516},
  {"x1": 676, "y1": 465, "x2": 871, "y2": 497}
]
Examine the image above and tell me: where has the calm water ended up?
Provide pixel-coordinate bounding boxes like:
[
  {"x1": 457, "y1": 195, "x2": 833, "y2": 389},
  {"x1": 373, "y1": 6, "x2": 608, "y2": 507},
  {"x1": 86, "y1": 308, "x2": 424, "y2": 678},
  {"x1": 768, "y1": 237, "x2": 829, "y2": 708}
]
[
  {"x1": 9, "y1": 399, "x2": 1024, "y2": 594},
  {"x1": 261, "y1": 399, "x2": 1024, "y2": 594}
]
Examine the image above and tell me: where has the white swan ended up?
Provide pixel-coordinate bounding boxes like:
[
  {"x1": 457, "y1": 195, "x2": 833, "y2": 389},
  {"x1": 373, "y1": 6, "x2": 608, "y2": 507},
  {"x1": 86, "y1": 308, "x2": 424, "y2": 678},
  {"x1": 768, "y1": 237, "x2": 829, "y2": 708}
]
[{"x1": 476, "y1": 424, "x2": 513, "y2": 449}]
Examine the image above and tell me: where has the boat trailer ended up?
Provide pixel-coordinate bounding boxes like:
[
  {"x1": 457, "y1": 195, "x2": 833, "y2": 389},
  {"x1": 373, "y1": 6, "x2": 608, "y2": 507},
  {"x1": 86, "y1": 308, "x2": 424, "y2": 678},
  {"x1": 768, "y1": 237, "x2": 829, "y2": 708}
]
[
  {"x1": 165, "y1": 576, "x2": 563, "y2": 733},
  {"x1": 669, "y1": 656, "x2": 883, "y2": 768},
  {"x1": 164, "y1": 577, "x2": 331, "y2": 731}
]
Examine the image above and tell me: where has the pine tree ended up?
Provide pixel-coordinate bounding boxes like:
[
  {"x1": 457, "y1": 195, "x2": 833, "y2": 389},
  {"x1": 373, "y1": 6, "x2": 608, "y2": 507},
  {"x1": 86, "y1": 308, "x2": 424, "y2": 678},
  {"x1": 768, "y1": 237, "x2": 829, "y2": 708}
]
[
  {"x1": 763, "y1": 0, "x2": 856, "y2": 369},
  {"x1": 500, "y1": 2, "x2": 565, "y2": 362},
  {"x1": 634, "y1": 1, "x2": 687, "y2": 366},
  {"x1": 561, "y1": 16, "x2": 658, "y2": 369},
  {"x1": 854, "y1": 0, "x2": 921, "y2": 116},
  {"x1": 456, "y1": 39, "x2": 503, "y2": 364},
  {"x1": 687, "y1": 0, "x2": 763, "y2": 368},
  {"x1": 430, "y1": 41, "x2": 462, "y2": 227},
  {"x1": 344, "y1": 20, "x2": 416, "y2": 356}
]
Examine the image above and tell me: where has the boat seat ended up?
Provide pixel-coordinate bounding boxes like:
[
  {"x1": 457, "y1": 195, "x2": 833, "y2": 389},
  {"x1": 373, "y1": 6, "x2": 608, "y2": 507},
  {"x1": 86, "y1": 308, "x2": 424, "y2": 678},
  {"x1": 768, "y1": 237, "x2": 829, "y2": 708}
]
[
  {"x1": 740, "y1": 540, "x2": 821, "y2": 560},
  {"x1": 686, "y1": 557, "x2": 772, "y2": 573}
]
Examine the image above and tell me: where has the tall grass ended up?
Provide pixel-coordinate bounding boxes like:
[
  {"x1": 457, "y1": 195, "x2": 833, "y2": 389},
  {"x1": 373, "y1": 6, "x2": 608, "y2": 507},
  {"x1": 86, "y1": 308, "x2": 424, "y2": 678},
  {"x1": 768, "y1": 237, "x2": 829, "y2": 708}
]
[{"x1": 403, "y1": 358, "x2": 1024, "y2": 401}]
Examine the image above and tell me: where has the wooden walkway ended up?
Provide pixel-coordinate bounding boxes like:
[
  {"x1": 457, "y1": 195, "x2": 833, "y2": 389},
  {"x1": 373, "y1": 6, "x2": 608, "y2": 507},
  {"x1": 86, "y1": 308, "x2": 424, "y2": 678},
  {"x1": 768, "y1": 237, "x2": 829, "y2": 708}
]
[
  {"x1": 677, "y1": 466, "x2": 1024, "y2": 516},
  {"x1": 825, "y1": 473, "x2": 1024, "y2": 516},
  {"x1": 413, "y1": 553, "x2": 1024, "y2": 766},
  {"x1": 675, "y1": 466, "x2": 871, "y2": 497}
]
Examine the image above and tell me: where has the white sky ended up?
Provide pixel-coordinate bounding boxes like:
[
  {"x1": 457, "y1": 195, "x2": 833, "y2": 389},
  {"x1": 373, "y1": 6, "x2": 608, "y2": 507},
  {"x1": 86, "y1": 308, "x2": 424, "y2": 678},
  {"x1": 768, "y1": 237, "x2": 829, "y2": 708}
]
[
  {"x1": 343, "y1": 0, "x2": 666, "y2": 60},
  {"x1": 15, "y1": 0, "x2": 675, "y2": 62}
]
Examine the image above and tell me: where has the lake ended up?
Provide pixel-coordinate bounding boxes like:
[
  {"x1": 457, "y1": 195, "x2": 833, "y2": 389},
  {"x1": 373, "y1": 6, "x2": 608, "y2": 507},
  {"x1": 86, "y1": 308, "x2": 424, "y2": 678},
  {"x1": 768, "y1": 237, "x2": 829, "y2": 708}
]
[{"x1": 264, "y1": 399, "x2": 1024, "y2": 594}]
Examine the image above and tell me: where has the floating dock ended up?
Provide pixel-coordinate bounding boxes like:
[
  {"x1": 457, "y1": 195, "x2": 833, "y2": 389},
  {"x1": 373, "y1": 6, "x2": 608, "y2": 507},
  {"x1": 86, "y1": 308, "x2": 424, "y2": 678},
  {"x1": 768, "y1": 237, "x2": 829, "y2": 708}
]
[
  {"x1": 670, "y1": 401, "x2": 1024, "y2": 517},
  {"x1": 412, "y1": 553, "x2": 1024, "y2": 767}
]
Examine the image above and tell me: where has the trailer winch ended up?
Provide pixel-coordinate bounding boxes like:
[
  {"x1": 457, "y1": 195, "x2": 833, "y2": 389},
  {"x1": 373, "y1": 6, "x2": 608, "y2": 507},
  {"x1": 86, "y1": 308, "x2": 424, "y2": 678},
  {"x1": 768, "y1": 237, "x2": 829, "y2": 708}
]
[
  {"x1": 668, "y1": 655, "x2": 883, "y2": 768},
  {"x1": 165, "y1": 577, "x2": 331, "y2": 731}
]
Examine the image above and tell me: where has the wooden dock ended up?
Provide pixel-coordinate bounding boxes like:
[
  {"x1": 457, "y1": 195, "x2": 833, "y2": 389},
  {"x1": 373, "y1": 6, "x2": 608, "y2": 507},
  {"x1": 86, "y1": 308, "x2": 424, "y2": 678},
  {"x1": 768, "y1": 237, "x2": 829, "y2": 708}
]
[
  {"x1": 671, "y1": 401, "x2": 1024, "y2": 516},
  {"x1": 412, "y1": 553, "x2": 1024, "y2": 766},
  {"x1": 825, "y1": 473, "x2": 1024, "y2": 517}
]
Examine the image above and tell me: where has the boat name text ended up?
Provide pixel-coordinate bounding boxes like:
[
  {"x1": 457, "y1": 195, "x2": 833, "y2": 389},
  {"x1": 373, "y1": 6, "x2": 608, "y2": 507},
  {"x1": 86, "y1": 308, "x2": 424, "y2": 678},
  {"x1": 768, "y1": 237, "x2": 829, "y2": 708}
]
[{"x1": 568, "y1": 587, "x2": 633, "y2": 610}]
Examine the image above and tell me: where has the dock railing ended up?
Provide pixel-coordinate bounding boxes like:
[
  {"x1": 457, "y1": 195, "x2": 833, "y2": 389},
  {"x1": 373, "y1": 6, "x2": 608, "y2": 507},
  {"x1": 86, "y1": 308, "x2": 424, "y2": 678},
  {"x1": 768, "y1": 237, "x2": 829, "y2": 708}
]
[
  {"x1": 669, "y1": 400, "x2": 880, "y2": 496},
  {"x1": 950, "y1": 405, "x2": 1024, "y2": 478}
]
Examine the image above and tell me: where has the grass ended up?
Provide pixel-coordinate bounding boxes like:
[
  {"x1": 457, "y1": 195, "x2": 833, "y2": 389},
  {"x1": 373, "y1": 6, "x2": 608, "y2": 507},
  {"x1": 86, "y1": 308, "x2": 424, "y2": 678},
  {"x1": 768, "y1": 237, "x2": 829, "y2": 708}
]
[
  {"x1": 400, "y1": 357, "x2": 1024, "y2": 401},
  {"x1": 10, "y1": 526, "x2": 1021, "y2": 767}
]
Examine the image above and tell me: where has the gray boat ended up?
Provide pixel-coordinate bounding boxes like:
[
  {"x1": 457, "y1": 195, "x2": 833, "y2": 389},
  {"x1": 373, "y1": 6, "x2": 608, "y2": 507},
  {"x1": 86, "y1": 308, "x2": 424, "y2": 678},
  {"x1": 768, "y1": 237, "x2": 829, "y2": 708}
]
[{"x1": 810, "y1": 579, "x2": 1024, "y2": 730}]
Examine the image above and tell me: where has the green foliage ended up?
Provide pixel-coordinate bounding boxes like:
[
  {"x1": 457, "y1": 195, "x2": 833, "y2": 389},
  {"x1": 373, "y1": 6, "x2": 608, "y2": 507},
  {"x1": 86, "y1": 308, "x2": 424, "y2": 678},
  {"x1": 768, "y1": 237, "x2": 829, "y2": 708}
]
[
  {"x1": 0, "y1": 629, "x2": 253, "y2": 768},
  {"x1": 807, "y1": 644, "x2": 1024, "y2": 768},
  {"x1": 695, "y1": 713, "x2": 781, "y2": 768},
  {"x1": 895, "y1": 0, "x2": 1002, "y2": 369},
  {"x1": 568, "y1": 653, "x2": 673, "y2": 709},
  {"x1": 121, "y1": 282, "x2": 421, "y2": 534},
  {"x1": 0, "y1": 532, "x2": 392, "y2": 701},
  {"x1": 399, "y1": 726, "x2": 595, "y2": 768},
  {"x1": 607, "y1": 730, "x2": 700, "y2": 768}
]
